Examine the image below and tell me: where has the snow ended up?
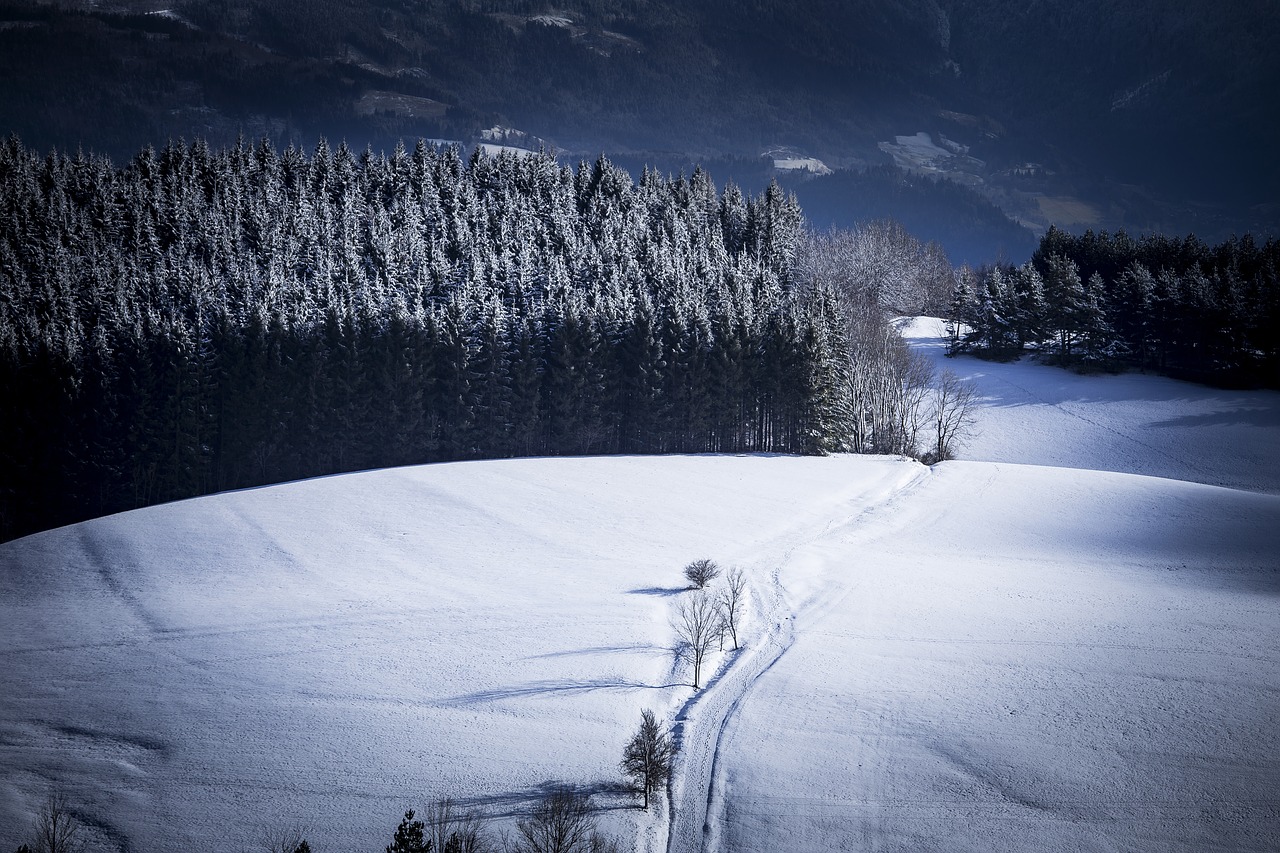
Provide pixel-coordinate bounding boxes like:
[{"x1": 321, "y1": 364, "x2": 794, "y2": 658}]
[
  {"x1": 0, "y1": 456, "x2": 913, "y2": 851},
  {"x1": 475, "y1": 143, "x2": 539, "y2": 159},
  {"x1": 878, "y1": 133, "x2": 953, "y2": 173},
  {"x1": 899, "y1": 316, "x2": 1280, "y2": 493},
  {"x1": 2, "y1": 321, "x2": 1279, "y2": 852},
  {"x1": 529, "y1": 15, "x2": 574, "y2": 29},
  {"x1": 772, "y1": 158, "x2": 832, "y2": 176},
  {"x1": 712, "y1": 462, "x2": 1280, "y2": 852}
]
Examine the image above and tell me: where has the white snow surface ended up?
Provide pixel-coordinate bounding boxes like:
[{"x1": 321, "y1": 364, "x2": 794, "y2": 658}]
[
  {"x1": 772, "y1": 158, "x2": 833, "y2": 176},
  {"x1": 901, "y1": 316, "x2": 1280, "y2": 494},
  {"x1": 2, "y1": 320, "x2": 1279, "y2": 852}
]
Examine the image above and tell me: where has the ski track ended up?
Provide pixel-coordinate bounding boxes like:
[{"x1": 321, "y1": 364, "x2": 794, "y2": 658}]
[{"x1": 662, "y1": 464, "x2": 935, "y2": 853}]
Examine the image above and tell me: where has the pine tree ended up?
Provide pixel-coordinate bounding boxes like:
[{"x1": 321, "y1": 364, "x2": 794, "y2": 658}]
[
  {"x1": 1010, "y1": 262, "x2": 1048, "y2": 349},
  {"x1": 946, "y1": 267, "x2": 980, "y2": 355},
  {"x1": 387, "y1": 810, "x2": 430, "y2": 853},
  {"x1": 1042, "y1": 253, "x2": 1088, "y2": 363}
]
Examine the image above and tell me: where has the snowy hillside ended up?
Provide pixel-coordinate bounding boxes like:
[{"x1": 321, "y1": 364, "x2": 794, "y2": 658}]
[
  {"x1": 2, "y1": 323, "x2": 1278, "y2": 852},
  {"x1": 0, "y1": 456, "x2": 920, "y2": 851},
  {"x1": 711, "y1": 461, "x2": 1280, "y2": 853},
  {"x1": 901, "y1": 316, "x2": 1280, "y2": 493}
]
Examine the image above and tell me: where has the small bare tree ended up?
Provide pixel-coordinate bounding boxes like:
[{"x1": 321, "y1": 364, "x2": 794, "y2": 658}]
[
  {"x1": 29, "y1": 791, "x2": 85, "y2": 853},
  {"x1": 929, "y1": 369, "x2": 979, "y2": 463},
  {"x1": 511, "y1": 789, "x2": 609, "y2": 853},
  {"x1": 425, "y1": 797, "x2": 488, "y2": 853},
  {"x1": 620, "y1": 709, "x2": 675, "y2": 810},
  {"x1": 674, "y1": 592, "x2": 719, "y2": 688},
  {"x1": 716, "y1": 568, "x2": 747, "y2": 650},
  {"x1": 683, "y1": 558, "x2": 720, "y2": 590},
  {"x1": 260, "y1": 824, "x2": 310, "y2": 853}
]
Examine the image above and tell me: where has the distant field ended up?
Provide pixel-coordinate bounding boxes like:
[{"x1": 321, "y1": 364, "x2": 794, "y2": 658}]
[{"x1": 1035, "y1": 195, "x2": 1103, "y2": 226}]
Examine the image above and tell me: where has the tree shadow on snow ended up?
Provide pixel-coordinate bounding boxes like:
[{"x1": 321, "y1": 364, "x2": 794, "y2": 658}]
[
  {"x1": 450, "y1": 780, "x2": 638, "y2": 819},
  {"x1": 1147, "y1": 407, "x2": 1280, "y2": 429},
  {"x1": 440, "y1": 677, "x2": 679, "y2": 707},
  {"x1": 525, "y1": 643, "x2": 667, "y2": 660}
]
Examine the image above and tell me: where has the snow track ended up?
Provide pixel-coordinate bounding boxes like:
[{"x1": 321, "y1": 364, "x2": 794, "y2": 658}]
[{"x1": 663, "y1": 464, "x2": 933, "y2": 853}]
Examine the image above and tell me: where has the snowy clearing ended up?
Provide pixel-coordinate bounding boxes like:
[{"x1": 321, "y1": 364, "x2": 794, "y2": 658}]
[
  {"x1": 901, "y1": 316, "x2": 1280, "y2": 493},
  {"x1": 2, "y1": 320, "x2": 1278, "y2": 852},
  {"x1": 772, "y1": 158, "x2": 833, "y2": 176}
]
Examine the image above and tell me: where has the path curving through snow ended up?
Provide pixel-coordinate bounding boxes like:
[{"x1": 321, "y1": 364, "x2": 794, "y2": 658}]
[{"x1": 662, "y1": 464, "x2": 934, "y2": 853}]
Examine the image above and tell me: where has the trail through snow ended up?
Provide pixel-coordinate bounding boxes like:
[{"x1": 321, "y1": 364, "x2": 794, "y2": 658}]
[{"x1": 664, "y1": 464, "x2": 934, "y2": 853}]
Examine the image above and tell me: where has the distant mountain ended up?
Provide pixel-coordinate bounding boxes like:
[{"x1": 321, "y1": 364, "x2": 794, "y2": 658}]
[{"x1": 0, "y1": 0, "x2": 1275, "y2": 258}]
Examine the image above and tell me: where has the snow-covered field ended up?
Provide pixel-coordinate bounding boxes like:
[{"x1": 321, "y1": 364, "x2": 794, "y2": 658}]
[
  {"x1": 901, "y1": 316, "x2": 1280, "y2": 494},
  {"x1": 2, "y1": 321, "x2": 1278, "y2": 852},
  {"x1": 714, "y1": 462, "x2": 1279, "y2": 852}
]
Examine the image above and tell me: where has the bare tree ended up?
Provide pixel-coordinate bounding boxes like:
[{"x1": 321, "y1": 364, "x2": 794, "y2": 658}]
[
  {"x1": 682, "y1": 558, "x2": 720, "y2": 590},
  {"x1": 839, "y1": 308, "x2": 938, "y2": 458},
  {"x1": 674, "y1": 592, "x2": 719, "y2": 688},
  {"x1": 716, "y1": 568, "x2": 746, "y2": 651},
  {"x1": 29, "y1": 791, "x2": 84, "y2": 853},
  {"x1": 260, "y1": 824, "x2": 310, "y2": 853},
  {"x1": 619, "y1": 709, "x2": 675, "y2": 810},
  {"x1": 510, "y1": 789, "x2": 609, "y2": 853},
  {"x1": 424, "y1": 797, "x2": 488, "y2": 853},
  {"x1": 929, "y1": 369, "x2": 979, "y2": 463},
  {"x1": 800, "y1": 221, "x2": 952, "y2": 316}
]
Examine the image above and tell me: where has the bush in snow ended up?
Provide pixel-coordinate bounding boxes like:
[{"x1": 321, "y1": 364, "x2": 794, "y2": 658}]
[{"x1": 683, "y1": 558, "x2": 720, "y2": 589}]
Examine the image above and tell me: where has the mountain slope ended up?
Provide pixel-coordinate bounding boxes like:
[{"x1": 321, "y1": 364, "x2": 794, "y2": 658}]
[{"x1": 2, "y1": 0, "x2": 1275, "y2": 245}]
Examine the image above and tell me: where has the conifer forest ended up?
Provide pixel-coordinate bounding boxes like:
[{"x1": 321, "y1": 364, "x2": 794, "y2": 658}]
[
  {"x1": 950, "y1": 226, "x2": 1280, "y2": 383},
  {"x1": 0, "y1": 137, "x2": 852, "y2": 542}
]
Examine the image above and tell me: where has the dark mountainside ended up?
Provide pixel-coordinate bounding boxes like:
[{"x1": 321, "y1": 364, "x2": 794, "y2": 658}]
[{"x1": 1, "y1": 0, "x2": 1277, "y2": 262}]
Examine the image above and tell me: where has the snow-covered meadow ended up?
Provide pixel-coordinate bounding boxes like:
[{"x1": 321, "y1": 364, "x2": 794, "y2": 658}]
[
  {"x1": 900, "y1": 316, "x2": 1280, "y2": 493},
  {"x1": 1, "y1": 321, "x2": 1278, "y2": 852}
]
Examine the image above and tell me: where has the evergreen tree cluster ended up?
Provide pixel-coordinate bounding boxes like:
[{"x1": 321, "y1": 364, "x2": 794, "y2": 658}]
[
  {"x1": 0, "y1": 136, "x2": 853, "y2": 542},
  {"x1": 947, "y1": 225, "x2": 1280, "y2": 385}
]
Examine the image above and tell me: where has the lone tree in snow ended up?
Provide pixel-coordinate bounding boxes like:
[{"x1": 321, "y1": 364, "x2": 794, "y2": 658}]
[
  {"x1": 683, "y1": 558, "x2": 720, "y2": 590},
  {"x1": 260, "y1": 824, "x2": 310, "y2": 853},
  {"x1": 929, "y1": 369, "x2": 979, "y2": 463},
  {"x1": 717, "y1": 568, "x2": 746, "y2": 651},
  {"x1": 674, "y1": 592, "x2": 719, "y2": 688},
  {"x1": 21, "y1": 791, "x2": 85, "y2": 853},
  {"x1": 512, "y1": 788, "x2": 617, "y2": 853},
  {"x1": 423, "y1": 797, "x2": 487, "y2": 853},
  {"x1": 620, "y1": 709, "x2": 675, "y2": 810}
]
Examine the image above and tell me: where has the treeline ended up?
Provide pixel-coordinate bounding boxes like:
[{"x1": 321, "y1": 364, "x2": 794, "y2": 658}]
[
  {"x1": 0, "y1": 136, "x2": 854, "y2": 542},
  {"x1": 948, "y1": 225, "x2": 1280, "y2": 385}
]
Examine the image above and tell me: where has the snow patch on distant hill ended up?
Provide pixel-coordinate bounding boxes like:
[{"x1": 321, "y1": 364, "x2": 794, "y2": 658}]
[
  {"x1": 530, "y1": 14, "x2": 574, "y2": 28},
  {"x1": 773, "y1": 157, "x2": 832, "y2": 176}
]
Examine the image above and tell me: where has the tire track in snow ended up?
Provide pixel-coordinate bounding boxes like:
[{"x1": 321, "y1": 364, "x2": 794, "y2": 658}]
[{"x1": 662, "y1": 463, "x2": 936, "y2": 853}]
